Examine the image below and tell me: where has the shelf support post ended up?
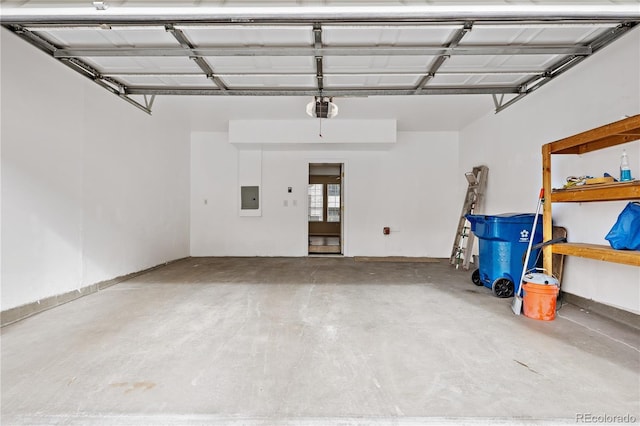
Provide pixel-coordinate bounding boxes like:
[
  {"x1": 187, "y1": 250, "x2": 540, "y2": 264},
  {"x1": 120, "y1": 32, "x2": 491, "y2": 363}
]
[{"x1": 542, "y1": 143, "x2": 554, "y2": 275}]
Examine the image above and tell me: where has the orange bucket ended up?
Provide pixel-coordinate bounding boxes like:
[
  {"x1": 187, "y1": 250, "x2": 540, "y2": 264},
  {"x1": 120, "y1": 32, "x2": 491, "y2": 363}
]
[{"x1": 523, "y1": 279, "x2": 559, "y2": 321}]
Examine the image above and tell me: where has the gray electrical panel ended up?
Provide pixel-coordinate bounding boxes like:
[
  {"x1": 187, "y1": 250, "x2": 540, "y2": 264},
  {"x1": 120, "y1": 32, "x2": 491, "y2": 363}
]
[{"x1": 241, "y1": 186, "x2": 259, "y2": 210}]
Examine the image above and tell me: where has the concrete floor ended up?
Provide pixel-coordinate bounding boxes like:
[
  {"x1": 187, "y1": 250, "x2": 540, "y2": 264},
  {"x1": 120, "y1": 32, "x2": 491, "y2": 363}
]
[{"x1": 1, "y1": 257, "x2": 638, "y2": 425}]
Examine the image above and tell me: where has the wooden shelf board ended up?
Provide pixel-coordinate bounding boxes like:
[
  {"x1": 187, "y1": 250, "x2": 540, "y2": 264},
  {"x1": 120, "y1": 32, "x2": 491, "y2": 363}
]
[
  {"x1": 552, "y1": 134, "x2": 640, "y2": 154},
  {"x1": 547, "y1": 115, "x2": 640, "y2": 154},
  {"x1": 551, "y1": 180, "x2": 640, "y2": 202},
  {"x1": 552, "y1": 243, "x2": 640, "y2": 266}
]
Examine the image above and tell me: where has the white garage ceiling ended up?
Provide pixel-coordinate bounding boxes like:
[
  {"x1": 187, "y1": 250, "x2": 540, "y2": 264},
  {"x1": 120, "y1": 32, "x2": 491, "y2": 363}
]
[{"x1": 1, "y1": 1, "x2": 639, "y2": 120}]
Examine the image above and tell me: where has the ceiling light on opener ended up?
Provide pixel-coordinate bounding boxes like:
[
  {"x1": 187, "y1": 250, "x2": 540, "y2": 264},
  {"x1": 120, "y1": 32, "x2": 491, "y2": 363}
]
[{"x1": 306, "y1": 96, "x2": 338, "y2": 119}]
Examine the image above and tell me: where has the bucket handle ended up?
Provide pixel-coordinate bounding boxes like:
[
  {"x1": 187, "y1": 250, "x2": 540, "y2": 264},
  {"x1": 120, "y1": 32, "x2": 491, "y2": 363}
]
[
  {"x1": 524, "y1": 267, "x2": 559, "y2": 282},
  {"x1": 521, "y1": 236, "x2": 567, "y2": 270}
]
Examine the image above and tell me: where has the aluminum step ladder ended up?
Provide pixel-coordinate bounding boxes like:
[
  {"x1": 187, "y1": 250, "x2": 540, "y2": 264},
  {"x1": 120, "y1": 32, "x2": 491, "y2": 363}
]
[{"x1": 450, "y1": 165, "x2": 488, "y2": 269}]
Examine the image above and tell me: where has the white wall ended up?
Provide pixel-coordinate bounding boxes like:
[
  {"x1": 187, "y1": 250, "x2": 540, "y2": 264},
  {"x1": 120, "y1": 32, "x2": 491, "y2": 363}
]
[
  {"x1": 1, "y1": 28, "x2": 191, "y2": 311},
  {"x1": 80, "y1": 90, "x2": 191, "y2": 286},
  {"x1": 191, "y1": 130, "x2": 459, "y2": 257},
  {"x1": 460, "y1": 27, "x2": 640, "y2": 314}
]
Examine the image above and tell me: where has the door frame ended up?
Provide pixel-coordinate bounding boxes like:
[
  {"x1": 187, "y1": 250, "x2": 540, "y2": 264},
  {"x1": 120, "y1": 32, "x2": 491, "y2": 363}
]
[{"x1": 307, "y1": 161, "x2": 346, "y2": 255}]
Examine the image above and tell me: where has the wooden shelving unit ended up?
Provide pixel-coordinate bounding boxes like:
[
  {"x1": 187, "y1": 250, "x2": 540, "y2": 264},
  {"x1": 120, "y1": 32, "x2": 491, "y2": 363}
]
[
  {"x1": 542, "y1": 115, "x2": 640, "y2": 271},
  {"x1": 551, "y1": 180, "x2": 640, "y2": 203}
]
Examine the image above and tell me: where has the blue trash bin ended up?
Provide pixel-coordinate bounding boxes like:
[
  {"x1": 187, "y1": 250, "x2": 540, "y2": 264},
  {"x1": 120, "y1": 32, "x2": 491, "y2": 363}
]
[{"x1": 466, "y1": 213, "x2": 543, "y2": 298}]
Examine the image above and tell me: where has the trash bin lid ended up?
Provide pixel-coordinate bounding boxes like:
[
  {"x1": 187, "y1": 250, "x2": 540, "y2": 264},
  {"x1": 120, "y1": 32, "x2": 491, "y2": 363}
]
[
  {"x1": 468, "y1": 213, "x2": 539, "y2": 225},
  {"x1": 489, "y1": 213, "x2": 537, "y2": 221},
  {"x1": 523, "y1": 272, "x2": 559, "y2": 286}
]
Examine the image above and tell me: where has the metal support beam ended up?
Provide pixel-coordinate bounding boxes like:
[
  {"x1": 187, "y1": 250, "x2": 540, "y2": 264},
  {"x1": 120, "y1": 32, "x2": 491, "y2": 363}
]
[
  {"x1": 52, "y1": 44, "x2": 593, "y2": 58},
  {"x1": 6, "y1": 25, "x2": 152, "y2": 114},
  {"x1": 102, "y1": 69, "x2": 543, "y2": 78},
  {"x1": 126, "y1": 85, "x2": 520, "y2": 96},
  {"x1": 165, "y1": 24, "x2": 227, "y2": 91},
  {"x1": 314, "y1": 23, "x2": 324, "y2": 91},
  {"x1": 315, "y1": 56, "x2": 324, "y2": 91},
  {"x1": 415, "y1": 21, "x2": 472, "y2": 93},
  {"x1": 6, "y1": 24, "x2": 58, "y2": 56},
  {"x1": 64, "y1": 57, "x2": 153, "y2": 114},
  {"x1": 118, "y1": 94, "x2": 154, "y2": 114},
  {"x1": 144, "y1": 95, "x2": 157, "y2": 110},
  {"x1": 494, "y1": 22, "x2": 637, "y2": 113}
]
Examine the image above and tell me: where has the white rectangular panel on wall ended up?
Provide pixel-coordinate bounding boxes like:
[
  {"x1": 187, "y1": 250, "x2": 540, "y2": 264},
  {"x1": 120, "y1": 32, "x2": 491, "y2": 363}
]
[
  {"x1": 229, "y1": 119, "x2": 396, "y2": 145},
  {"x1": 238, "y1": 149, "x2": 262, "y2": 216}
]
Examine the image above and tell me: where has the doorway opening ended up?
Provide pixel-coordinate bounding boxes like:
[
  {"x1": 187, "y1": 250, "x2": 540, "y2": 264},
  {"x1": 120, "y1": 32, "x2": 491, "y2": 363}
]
[{"x1": 308, "y1": 163, "x2": 343, "y2": 255}]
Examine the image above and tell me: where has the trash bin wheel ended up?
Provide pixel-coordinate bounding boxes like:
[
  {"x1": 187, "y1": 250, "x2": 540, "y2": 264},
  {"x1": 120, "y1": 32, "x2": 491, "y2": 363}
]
[
  {"x1": 492, "y1": 278, "x2": 514, "y2": 298},
  {"x1": 471, "y1": 269, "x2": 482, "y2": 286}
]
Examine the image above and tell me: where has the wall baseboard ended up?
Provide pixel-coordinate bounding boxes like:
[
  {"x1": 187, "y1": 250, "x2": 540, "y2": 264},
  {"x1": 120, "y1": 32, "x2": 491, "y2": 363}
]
[
  {"x1": 562, "y1": 292, "x2": 640, "y2": 330},
  {"x1": 1, "y1": 257, "x2": 190, "y2": 327}
]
